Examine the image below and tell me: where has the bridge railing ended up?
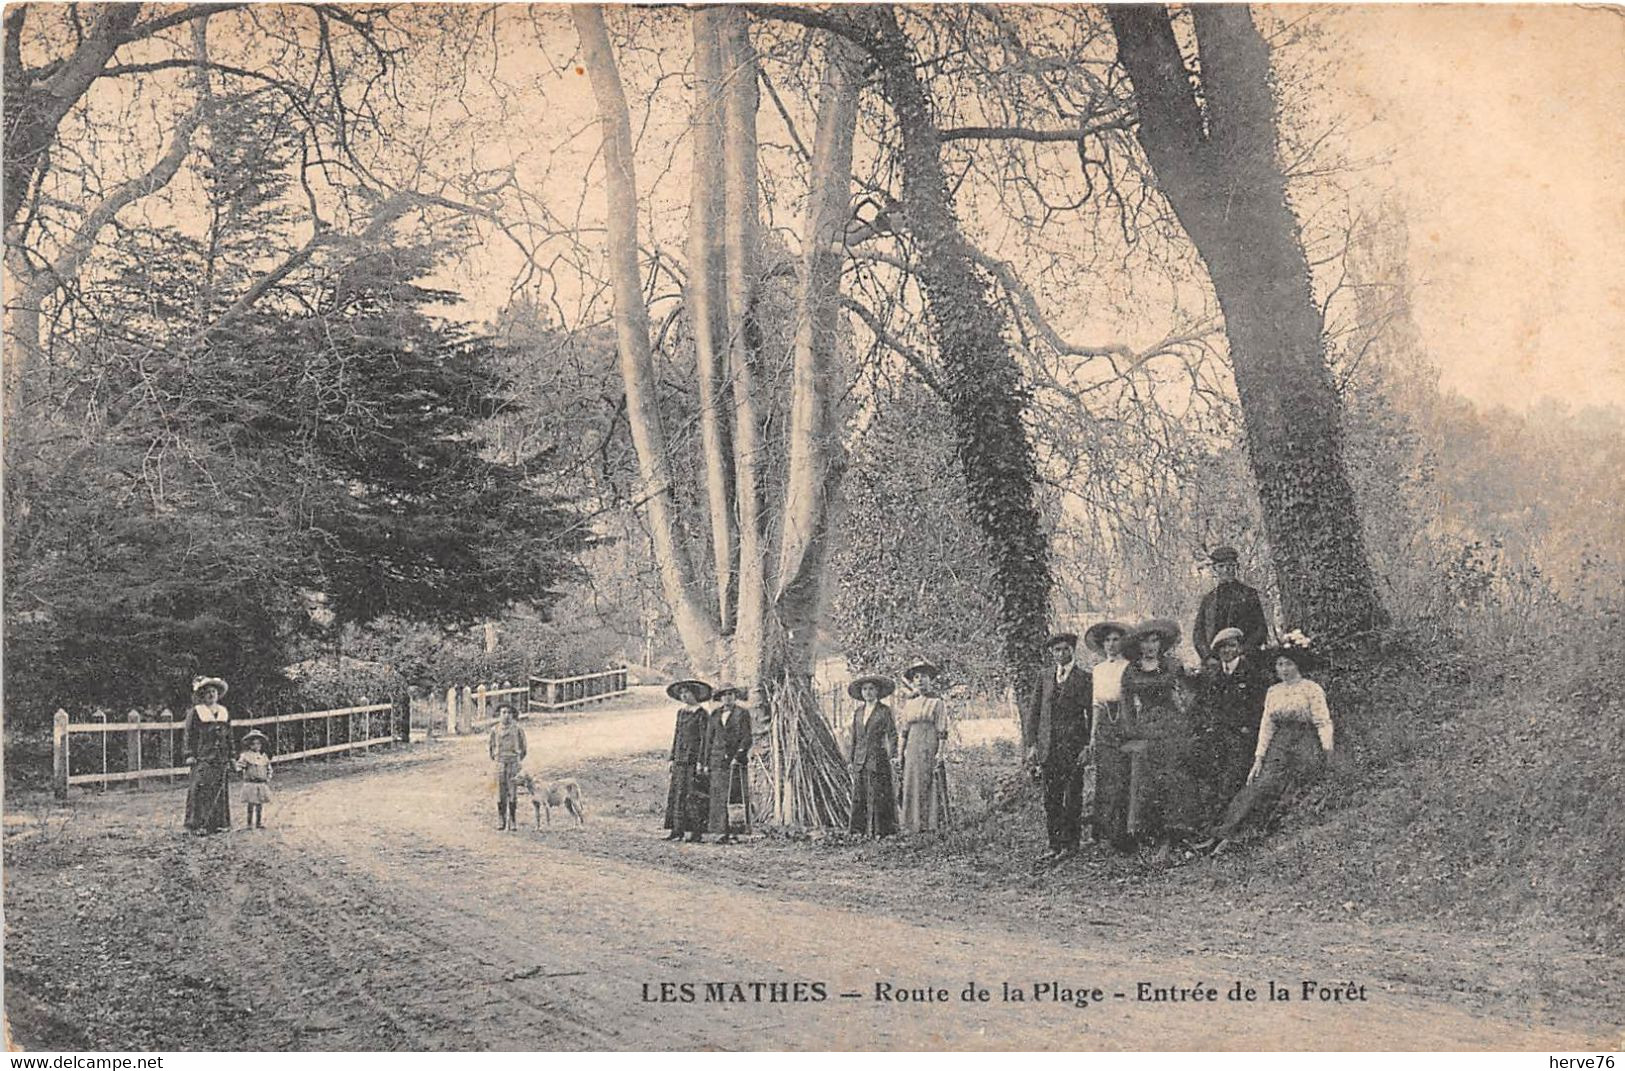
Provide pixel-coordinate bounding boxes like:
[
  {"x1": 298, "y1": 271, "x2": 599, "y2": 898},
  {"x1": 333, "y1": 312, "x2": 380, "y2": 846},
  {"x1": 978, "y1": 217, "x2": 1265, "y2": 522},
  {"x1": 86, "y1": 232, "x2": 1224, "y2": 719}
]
[{"x1": 51, "y1": 700, "x2": 402, "y2": 799}]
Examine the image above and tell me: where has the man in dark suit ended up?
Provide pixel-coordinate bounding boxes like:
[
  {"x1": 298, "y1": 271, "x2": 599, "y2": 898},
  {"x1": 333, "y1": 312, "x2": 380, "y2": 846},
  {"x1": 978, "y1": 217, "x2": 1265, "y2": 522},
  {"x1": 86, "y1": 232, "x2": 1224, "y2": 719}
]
[
  {"x1": 1194, "y1": 627, "x2": 1268, "y2": 809},
  {"x1": 1023, "y1": 632, "x2": 1094, "y2": 863},
  {"x1": 1193, "y1": 545, "x2": 1270, "y2": 661}
]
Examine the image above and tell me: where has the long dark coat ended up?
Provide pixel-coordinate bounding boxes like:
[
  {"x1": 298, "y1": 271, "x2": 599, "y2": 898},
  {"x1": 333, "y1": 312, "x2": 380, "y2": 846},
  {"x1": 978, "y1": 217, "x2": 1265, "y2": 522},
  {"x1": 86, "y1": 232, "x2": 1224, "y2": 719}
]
[
  {"x1": 848, "y1": 702, "x2": 899, "y2": 837},
  {"x1": 703, "y1": 703, "x2": 754, "y2": 834},
  {"x1": 1194, "y1": 654, "x2": 1268, "y2": 808},
  {"x1": 183, "y1": 704, "x2": 233, "y2": 832},
  {"x1": 1192, "y1": 580, "x2": 1269, "y2": 660},
  {"x1": 662, "y1": 706, "x2": 708, "y2": 833}
]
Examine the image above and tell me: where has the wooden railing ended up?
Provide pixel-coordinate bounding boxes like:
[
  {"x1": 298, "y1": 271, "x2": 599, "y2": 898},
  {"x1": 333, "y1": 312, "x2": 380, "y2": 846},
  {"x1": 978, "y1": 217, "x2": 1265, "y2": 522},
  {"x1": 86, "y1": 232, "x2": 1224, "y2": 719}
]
[
  {"x1": 52, "y1": 700, "x2": 401, "y2": 799},
  {"x1": 527, "y1": 667, "x2": 629, "y2": 711},
  {"x1": 438, "y1": 668, "x2": 631, "y2": 734}
]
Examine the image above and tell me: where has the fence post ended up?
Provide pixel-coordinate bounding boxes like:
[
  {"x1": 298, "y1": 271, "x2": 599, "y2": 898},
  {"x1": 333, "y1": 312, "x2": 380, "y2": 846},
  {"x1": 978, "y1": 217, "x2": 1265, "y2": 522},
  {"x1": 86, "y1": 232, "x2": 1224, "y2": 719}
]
[
  {"x1": 444, "y1": 687, "x2": 457, "y2": 736},
  {"x1": 458, "y1": 686, "x2": 473, "y2": 735},
  {"x1": 94, "y1": 708, "x2": 108, "y2": 791},
  {"x1": 476, "y1": 684, "x2": 487, "y2": 728},
  {"x1": 159, "y1": 709, "x2": 175, "y2": 784},
  {"x1": 53, "y1": 709, "x2": 70, "y2": 799},
  {"x1": 127, "y1": 710, "x2": 142, "y2": 789}
]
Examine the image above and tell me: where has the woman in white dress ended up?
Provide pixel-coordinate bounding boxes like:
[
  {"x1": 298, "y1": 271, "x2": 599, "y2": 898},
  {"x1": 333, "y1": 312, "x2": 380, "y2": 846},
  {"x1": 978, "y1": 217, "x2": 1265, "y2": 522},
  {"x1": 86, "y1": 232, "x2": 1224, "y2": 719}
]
[
  {"x1": 1208, "y1": 634, "x2": 1334, "y2": 845},
  {"x1": 898, "y1": 660, "x2": 951, "y2": 833}
]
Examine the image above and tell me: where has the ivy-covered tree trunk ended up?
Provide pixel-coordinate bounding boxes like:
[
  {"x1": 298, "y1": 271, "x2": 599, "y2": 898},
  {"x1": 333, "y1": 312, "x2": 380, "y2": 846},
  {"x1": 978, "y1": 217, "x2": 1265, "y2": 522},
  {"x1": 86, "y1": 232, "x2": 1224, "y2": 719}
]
[
  {"x1": 1108, "y1": 4, "x2": 1387, "y2": 642},
  {"x1": 864, "y1": 7, "x2": 1052, "y2": 684}
]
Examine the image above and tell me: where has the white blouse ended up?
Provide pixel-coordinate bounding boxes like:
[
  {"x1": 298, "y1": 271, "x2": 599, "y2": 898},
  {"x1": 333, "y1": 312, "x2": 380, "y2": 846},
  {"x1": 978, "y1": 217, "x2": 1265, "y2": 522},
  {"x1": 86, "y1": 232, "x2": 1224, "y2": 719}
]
[
  {"x1": 1091, "y1": 658, "x2": 1127, "y2": 704},
  {"x1": 1255, "y1": 679, "x2": 1335, "y2": 759}
]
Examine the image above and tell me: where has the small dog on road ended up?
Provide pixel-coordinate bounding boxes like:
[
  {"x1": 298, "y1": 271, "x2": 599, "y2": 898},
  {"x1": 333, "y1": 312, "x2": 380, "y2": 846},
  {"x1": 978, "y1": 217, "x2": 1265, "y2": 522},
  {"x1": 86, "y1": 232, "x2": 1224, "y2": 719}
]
[{"x1": 512, "y1": 773, "x2": 586, "y2": 828}]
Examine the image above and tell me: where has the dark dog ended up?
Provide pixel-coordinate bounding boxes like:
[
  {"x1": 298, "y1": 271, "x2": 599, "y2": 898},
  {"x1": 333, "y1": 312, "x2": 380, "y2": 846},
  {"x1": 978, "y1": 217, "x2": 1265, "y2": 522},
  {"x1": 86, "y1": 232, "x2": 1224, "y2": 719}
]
[{"x1": 512, "y1": 773, "x2": 586, "y2": 828}]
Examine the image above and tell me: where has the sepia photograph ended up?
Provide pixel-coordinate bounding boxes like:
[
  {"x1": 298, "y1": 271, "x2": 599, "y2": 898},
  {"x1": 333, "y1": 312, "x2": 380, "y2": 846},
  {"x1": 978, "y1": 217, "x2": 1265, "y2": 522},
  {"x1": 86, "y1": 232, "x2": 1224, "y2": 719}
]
[{"x1": 3, "y1": 0, "x2": 1622, "y2": 1053}]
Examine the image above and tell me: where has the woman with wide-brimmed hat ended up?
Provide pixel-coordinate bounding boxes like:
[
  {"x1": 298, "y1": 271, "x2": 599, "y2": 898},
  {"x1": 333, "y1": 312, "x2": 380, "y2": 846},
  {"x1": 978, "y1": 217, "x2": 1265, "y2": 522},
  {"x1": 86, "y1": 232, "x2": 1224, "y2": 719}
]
[
  {"x1": 183, "y1": 676, "x2": 234, "y2": 835},
  {"x1": 663, "y1": 678, "x2": 713, "y2": 842},
  {"x1": 846, "y1": 675, "x2": 900, "y2": 837},
  {"x1": 1117, "y1": 620, "x2": 1200, "y2": 852},
  {"x1": 897, "y1": 660, "x2": 952, "y2": 834},
  {"x1": 1084, "y1": 620, "x2": 1133, "y2": 847},
  {"x1": 702, "y1": 684, "x2": 754, "y2": 843},
  {"x1": 1205, "y1": 632, "x2": 1335, "y2": 848}
]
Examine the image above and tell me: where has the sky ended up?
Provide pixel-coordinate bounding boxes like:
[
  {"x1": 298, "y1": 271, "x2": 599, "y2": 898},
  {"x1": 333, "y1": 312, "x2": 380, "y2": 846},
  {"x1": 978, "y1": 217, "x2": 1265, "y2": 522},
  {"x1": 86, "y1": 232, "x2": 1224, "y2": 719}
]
[{"x1": 1329, "y1": 4, "x2": 1625, "y2": 410}]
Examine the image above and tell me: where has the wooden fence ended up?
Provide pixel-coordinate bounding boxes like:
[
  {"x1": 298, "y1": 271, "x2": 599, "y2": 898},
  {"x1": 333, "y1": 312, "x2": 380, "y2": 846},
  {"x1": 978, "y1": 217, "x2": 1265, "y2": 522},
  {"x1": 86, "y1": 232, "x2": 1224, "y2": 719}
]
[
  {"x1": 528, "y1": 667, "x2": 629, "y2": 712},
  {"x1": 434, "y1": 667, "x2": 630, "y2": 735},
  {"x1": 52, "y1": 700, "x2": 400, "y2": 799}
]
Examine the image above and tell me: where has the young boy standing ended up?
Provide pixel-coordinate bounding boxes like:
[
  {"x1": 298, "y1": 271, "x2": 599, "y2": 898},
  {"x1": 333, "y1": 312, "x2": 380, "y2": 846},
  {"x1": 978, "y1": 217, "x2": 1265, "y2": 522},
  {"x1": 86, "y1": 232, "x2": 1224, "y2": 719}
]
[{"x1": 488, "y1": 704, "x2": 528, "y2": 830}]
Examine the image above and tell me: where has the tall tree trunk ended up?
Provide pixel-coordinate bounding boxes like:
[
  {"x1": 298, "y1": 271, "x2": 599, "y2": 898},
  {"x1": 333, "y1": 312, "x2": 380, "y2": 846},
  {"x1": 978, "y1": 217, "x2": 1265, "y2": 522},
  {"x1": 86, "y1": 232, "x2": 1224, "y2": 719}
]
[
  {"x1": 573, "y1": 5, "x2": 723, "y2": 670},
  {"x1": 688, "y1": 7, "x2": 738, "y2": 634},
  {"x1": 1108, "y1": 4, "x2": 1387, "y2": 642},
  {"x1": 863, "y1": 7, "x2": 1053, "y2": 684},
  {"x1": 717, "y1": 7, "x2": 769, "y2": 689}
]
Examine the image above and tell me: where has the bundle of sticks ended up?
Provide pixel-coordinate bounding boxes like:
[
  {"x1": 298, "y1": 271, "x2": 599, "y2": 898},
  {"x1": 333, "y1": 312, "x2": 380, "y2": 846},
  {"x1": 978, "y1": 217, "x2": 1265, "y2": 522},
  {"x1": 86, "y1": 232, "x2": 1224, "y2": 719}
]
[{"x1": 759, "y1": 675, "x2": 851, "y2": 829}]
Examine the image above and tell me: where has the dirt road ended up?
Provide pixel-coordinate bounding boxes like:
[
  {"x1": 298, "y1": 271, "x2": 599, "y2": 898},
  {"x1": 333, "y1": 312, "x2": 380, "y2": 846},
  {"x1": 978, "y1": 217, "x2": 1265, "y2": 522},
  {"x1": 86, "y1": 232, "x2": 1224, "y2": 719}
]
[{"x1": 5, "y1": 690, "x2": 1619, "y2": 1050}]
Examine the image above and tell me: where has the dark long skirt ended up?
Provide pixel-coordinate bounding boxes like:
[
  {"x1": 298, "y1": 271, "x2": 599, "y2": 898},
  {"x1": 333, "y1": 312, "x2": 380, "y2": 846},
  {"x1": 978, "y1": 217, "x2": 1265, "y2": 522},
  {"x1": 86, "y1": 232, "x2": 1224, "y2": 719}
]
[
  {"x1": 1091, "y1": 703, "x2": 1132, "y2": 843},
  {"x1": 707, "y1": 760, "x2": 750, "y2": 834},
  {"x1": 1123, "y1": 699, "x2": 1200, "y2": 840},
  {"x1": 1213, "y1": 723, "x2": 1325, "y2": 838},
  {"x1": 663, "y1": 762, "x2": 708, "y2": 833},
  {"x1": 184, "y1": 754, "x2": 231, "y2": 832},
  {"x1": 849, "y1": 760, "x2": 898, "y2": 837}
]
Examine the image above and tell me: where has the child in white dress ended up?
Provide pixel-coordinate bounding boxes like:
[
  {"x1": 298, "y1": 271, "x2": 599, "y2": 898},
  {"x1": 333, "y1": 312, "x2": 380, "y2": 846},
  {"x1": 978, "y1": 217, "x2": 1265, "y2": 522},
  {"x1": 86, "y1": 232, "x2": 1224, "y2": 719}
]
[{"x1": 235, "y1": 730, "x2": 273, "y2": 829}]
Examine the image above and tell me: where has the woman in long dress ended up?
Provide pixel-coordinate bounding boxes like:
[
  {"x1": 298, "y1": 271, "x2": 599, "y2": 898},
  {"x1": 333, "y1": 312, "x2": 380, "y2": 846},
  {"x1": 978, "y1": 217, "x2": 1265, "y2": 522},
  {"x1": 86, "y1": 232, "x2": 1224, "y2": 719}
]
[
  {"x1": 183, "y1": 676, "x2": 234, "y2": 835},
  {"x1": 1208, "y1": 638, "x2": 1334, "y2": 846},
  {"x1": 1119, "y1": 620, "x2": 1199, "y2": 847},
  {"x1": 662, "y1": 679, "x2": 712, "y2": 843},
  {"x1": 1084, "y1": 620, "x2": 1133, "y2": 849},
  {"x1": 898, "y1": 660, "x2": 951, "y2": 834},
  {"x1": 847, "y1": 675, "x2": 900, "y2": 837},
  {"x1": 703, "y1": 684, "x2": 753, "y2": 844}
]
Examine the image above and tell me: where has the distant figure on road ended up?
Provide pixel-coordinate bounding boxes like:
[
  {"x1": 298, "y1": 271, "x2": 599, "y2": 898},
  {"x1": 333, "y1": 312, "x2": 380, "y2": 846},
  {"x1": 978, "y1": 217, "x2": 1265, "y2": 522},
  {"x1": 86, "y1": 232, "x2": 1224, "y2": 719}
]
[
  {"x1": 235, "y1": 730, "x2": 273, "y2": 830},
  {"x1": 702, "y1": 683, "x2": 753, "y2": 844},
  {"x1": 184, "y1": 676, "x2": 234, "y2": 836},
  {"x1": 1192, "y1": 546, "x2": 1269, "y2": 661},
  {"x1": 663, "y1": 679, "x2": 712, "y2": 843},
  {"x1": 846, "y1": 675, "x2": 899, "y2": 838},
  {"x1": 489, "y1": 704, "x2": 528, "y2": 831}
]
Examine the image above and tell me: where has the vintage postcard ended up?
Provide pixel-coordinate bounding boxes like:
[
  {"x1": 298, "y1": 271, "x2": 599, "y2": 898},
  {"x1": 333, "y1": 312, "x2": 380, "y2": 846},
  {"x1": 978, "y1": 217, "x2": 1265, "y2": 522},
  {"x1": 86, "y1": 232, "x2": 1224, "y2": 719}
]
[{"x1": 3, "y1": 2, "x2": 1622, "y2": 1054}]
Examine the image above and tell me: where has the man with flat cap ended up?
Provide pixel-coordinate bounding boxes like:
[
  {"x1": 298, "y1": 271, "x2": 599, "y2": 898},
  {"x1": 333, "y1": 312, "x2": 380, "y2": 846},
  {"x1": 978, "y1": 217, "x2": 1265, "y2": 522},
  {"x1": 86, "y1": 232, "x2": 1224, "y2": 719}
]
[
  {"x1": 1022, "y1": 631, "x2": 1094, "y2": 863},
  {"x1": 1193, "y1": 546, "x2": 1269, "y2": 662}
]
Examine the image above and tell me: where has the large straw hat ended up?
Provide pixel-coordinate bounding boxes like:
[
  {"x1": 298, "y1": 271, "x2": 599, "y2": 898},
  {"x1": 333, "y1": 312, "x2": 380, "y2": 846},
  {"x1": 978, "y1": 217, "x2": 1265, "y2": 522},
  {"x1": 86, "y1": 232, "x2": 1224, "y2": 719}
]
[
  {"x1": 1122, "y1": 619, "x2": 1181, "y2": 660},
  {"x1": 847, "y1": 675, "x2": 896, "y2": 701},
  {"x1": 192, "y1": 676, "x2": 229, "y2": 698},
  {"x1": 666, "y1": 679, "x2": 714, "y2": 703},
  {"x1": 1083, "y1": 620, "x2": 1131, "y2": 656}
]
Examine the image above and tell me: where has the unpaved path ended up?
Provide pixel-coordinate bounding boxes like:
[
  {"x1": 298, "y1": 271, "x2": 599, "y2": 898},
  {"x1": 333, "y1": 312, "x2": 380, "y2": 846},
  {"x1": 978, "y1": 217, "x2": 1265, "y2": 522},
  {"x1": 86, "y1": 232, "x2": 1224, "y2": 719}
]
[{"x1": 5, "y1": 690, "x2": 1620, "y2": 1050}]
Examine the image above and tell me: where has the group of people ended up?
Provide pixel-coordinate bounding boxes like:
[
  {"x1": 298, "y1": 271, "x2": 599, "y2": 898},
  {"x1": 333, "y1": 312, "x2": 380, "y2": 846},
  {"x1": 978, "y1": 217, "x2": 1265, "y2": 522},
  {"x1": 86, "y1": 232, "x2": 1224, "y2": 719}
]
[
  {"x1": 181, "y1": 675, "x2": 274, "y2": 835},
  {"x1": 662, "y1": 680, "x2": 755, "y2": 843},
  {"x1": 1024, "y1": 546, "x2": 1337, "y2": 863}
]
